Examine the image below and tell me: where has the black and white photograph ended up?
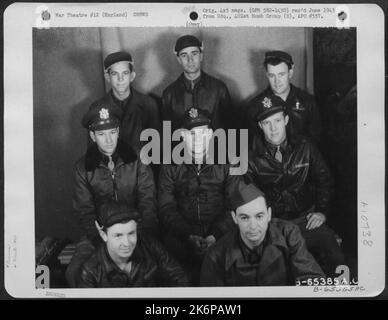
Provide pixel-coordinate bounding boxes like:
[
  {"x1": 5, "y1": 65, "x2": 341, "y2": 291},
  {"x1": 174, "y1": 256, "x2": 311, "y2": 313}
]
[{"x1": 3, "y1": 2, "x2": 385, "y2": 298}]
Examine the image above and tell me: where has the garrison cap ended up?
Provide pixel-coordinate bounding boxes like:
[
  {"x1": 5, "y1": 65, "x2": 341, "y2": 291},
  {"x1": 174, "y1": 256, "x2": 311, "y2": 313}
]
[{"x1": 230, "y1": 182, "x2": 266, "y2": 212}]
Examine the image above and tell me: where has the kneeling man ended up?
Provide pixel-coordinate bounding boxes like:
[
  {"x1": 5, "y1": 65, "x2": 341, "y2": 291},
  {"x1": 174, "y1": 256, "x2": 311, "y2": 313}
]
[
  {"x1": 78, "y1": 201, "x2": 188, "y2": 288},
  {"x1": 200, "y1": 183, "x2": 324, "y2": 286}
]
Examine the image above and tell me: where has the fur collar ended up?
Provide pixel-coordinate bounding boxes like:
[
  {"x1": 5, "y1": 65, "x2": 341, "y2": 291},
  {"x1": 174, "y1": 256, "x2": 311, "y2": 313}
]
[{"x1": 84, "y1": 140, "x2": 137, "y2": 171}]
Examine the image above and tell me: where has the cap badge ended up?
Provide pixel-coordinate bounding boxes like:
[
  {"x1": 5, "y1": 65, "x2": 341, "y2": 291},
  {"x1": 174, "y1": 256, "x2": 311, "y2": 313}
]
[
  {"x1": 189, "y1": 108, "x2": 198, "y2": 118},
  {"x1": 99, "y1": 108, "x2": 109, "y2": 120},
  {"x1": 262, "y1": 97, "x2": 272, "y2": 109}
]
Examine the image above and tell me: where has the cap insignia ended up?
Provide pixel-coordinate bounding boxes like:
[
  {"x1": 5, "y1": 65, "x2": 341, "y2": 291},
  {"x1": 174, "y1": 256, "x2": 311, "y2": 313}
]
[
  {"x1": 262, "y1": 97, "x2": 272, "y2": 109},
  {"x1": 99, "y1": 108, "x2": 109, "y2": 120},
  {"x1": 189, "y1": 108, "x2": 198, "y2": 118}
]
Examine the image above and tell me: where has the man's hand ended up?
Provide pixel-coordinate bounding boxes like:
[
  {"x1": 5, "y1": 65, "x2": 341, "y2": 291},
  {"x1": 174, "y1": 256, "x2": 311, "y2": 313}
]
[
  {"x1": 205, "y1": 235, "x2": 216, "y2": 248},
  {"x1": 188, "y1": 235, "x2": 207, "y2": 252},
  {"x1": 306, "y1": 212, "x2": 326, "y2": 230}
]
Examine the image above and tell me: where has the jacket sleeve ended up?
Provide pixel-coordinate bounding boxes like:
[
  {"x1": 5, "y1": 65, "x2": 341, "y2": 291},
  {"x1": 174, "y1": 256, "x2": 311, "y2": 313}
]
[
  {"x1": 208, "y1": 166, "x2": 240, "y2": 240},
  {"x1": 72, "y1": 163, "x2": 99, "y2": 243},
  {"x1": 136, "y1": 161, "x2": 159, "y2": 235},
  {"x1": 286, "y1": 223, "x2": 326, "y2": 283},
  {"x1": 200, "y1": 250, "x2": 226, "y2": 286},
  {"x1": 77, "y1": 266, "x2": 98, "y2": 288},
  {"x1": 158, "y1": 165, "x2": 193, "y2": 240},
  {"x1": 150, "y1": 238, "x2": 189, "y2": 286},
  {"x1": 309, "y1": 142, "x2": 334, "y2": 216}
]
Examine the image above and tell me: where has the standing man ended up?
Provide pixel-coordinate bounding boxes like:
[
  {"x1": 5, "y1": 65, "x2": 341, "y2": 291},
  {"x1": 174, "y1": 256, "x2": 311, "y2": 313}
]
[
  {"x1": 162, "y1": 35, "x2": 233, "y2": 131},
  {"x1": 158, "y1": 107, "x2": 241, "y2": 284},
  {"x1": 246, "y1": 94, "x2": 345, "y2": 277},
  {"x1": 201, "y1": 183, "x2": 325, "y2": 286},
  {"x1": 66, "y1": 102, "x2": 158, "y2": 287},
  {"x1": 78, "y1": 201, "x2": 188, "y2": 288},
  {"x1": 245, "y1": 50, "x2": 321, "y2": 143},
  {"x1": 92, "y1": 51, "x2": 161, "y2": 153}
]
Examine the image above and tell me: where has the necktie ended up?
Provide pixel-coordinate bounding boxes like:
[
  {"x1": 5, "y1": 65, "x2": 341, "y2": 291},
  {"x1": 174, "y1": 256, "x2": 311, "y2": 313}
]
[
  {"x1": 275, "y1": 145, "x2": 282, "y2": 163},
  {"x1": 108, "y1": 156, "x2": 115, "y2": 171}
]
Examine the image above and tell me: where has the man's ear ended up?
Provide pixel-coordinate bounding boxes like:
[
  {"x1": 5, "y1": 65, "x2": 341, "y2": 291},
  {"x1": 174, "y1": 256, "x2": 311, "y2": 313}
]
[
  {"x1": 258, "y1": 121, "x2": 263, "y2": 130},
  {"x1": 285, "y1": 115, "x2": 289, "y2": 126},
  {"x1": 95, "y1": 221, "x2": 107, "y2": 242},
  {"x1": 267, "y1": 207, "x2": 272, "y2": 221},
  {"x1": 199, "y1": 51, "x2": 204, "y2": 63},
  {"x1": 130, "y1": 71, "x2": 136, "y2": 83},
  {"x1": 104, "y1": 71, "x2": 111, "y2": 83},
  {"x1": 89, "y1": 131, "x2": 96, "y2": 142},
  {"x1": 288, "y1": 66, "x2": 294, "y2": 79},
  {"x1": 230, "y1": 210, "x2": 238, "y2": 225},
  {"x1": 176, "y1": 55, "x2": 183, "y2": 65}
]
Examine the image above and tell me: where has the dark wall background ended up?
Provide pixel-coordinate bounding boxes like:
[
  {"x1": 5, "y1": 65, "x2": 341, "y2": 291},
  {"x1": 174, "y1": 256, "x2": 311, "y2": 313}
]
[
  {"x1": 33, "y1": 28, "x2": 105, "y2": 241},
  {"x1": 33, "y1": 27, "x2": 312, "y2": 242},
  {"x1": 313, "y1": 28, "x2": 357, "y2": 268}
]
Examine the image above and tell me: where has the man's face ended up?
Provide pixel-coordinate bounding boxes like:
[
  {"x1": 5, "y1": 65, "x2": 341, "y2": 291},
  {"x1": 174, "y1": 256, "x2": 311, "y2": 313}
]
[
  {"x1": 105, "y1": 61, "x2": 135, "y2": 98},
  {"x1": 259, "y1": 112, "x2": 289, "y2": 145},
  {"x1": 266, "y1": 62, "x2": 293, "y2": 97},
  {"x1": 177, "y1": 46, "x2": 203, "y2": 75},
  {"x1": 182, "y1": 125, "x2": 213, "y2": 159},
  {"x1": 90, "y1": 127, "x2": 119, "y2": 156},
  {"x1": 232, "y1": 197, "x2": 271, "y2": 248},
  {"x1": 102, "y1": 220, "x2": 138, "y2": 261}
]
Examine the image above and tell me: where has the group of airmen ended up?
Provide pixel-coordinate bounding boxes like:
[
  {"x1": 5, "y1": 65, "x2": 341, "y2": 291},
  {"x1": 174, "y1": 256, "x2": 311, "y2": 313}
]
[{"x1": 66, "y1": 34, "x2": 345, "y2": 288}]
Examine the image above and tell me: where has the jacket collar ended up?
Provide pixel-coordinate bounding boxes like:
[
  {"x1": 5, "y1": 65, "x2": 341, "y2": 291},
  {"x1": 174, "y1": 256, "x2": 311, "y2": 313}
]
[
  {"x1": 84, "y1": 140, "x2": 137, "y2": 171},
  {"x1": 99, "y1": 239, "x2": 144, "y2": 277},
  {"x1": 251, "y1": 130, "x2": 302, "y2": 158},
  {"x1": 109, "y1": 87, "x2": 141, "y2": 109},
  {"x1": 265, "y1": 84, "x2": 296, "y2": 102},
  {"x1": 225, "y1": 222, "x2": 289, "y2": 271},
  {"x1": 178, "y1": 70, "x2": 211, "y2": 90}
]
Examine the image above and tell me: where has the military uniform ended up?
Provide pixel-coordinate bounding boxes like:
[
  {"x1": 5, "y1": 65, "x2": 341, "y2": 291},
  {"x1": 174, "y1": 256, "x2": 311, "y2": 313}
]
[
  {"x1": 78, "y1": 201, "x2": 188, "y2": 288},
  {"x1": 66, "y1": 102, "x2": 158, "y2": 287},
  {"x1": 162, "y1": 35, "x2": 232, "y2": 131},
  {"x1": 246, "y1": 85, "x2": 321, "y2": 142},
  {"x1": 246, "y1": 94, "x2": 344, "y2": 277},
  {"x1": 245, "y1": 50, "x2": 321, "y2": 143},
  {"x1": 201, "y1": 219, "x2": 325, "y2": 286},
  {"x1": 91, "y1": 51, "x2": 161, "y2": 153}
]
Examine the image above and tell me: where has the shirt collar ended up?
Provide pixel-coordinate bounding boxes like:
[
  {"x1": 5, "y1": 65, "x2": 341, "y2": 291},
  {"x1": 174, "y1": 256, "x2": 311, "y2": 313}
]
[
  {"x1": 225, "y1": 222, "x2": 288, "y2": 270},
  {"x1": 182, "y1": 73, "x2": 202, "y2": 92},
  {"x1": 110, "y1": 90, "x2": 130, "y2": 109},
  {"x1": 100, "y1": 241, "x2": 142, "y2": 276},
  {"x1": 264, "y1": 138, "x2": 288, "y2": 158}
]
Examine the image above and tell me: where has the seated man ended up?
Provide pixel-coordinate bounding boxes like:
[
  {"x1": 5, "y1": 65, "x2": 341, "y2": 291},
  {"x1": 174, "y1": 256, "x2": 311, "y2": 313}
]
[
  {"x1": 246, "y1": 94, "x2": 345, "y2": 277},
  {"x1": 66, "y1": 102, "x2": 158, "y2": 287},
  {"x1": 158, "y1": 107, "x2": 241, "y2": 284},
  {"x1": 78, "y1": 201, "x2": 188, "y2": 288},
  {"x1": 200, "y1": 183, "x2": 324, "y2": 286}
]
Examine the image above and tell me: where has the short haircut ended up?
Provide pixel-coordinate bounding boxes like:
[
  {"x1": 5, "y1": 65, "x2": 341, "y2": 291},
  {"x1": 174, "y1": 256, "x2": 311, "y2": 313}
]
[
  {"x1": 264, "y1": 57, "x2": 293, "y2": 70},
  {"x1": 107, "y1": 62, "x2": 134, "y2": 73}
]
